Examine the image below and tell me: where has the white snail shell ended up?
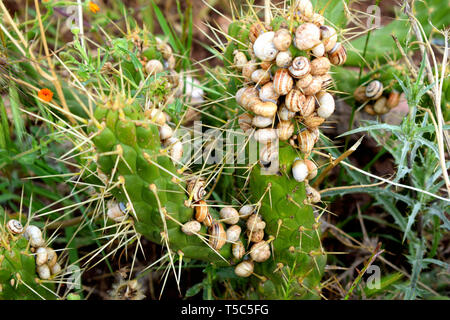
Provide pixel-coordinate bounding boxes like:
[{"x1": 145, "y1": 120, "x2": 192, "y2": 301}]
[
  {"x1": 279, "y1": 105, "x2": 296, "y2": 121},
  {"x1": 295, "y1": 23, "x2": 321, "y2": 50},
  {"x1": 277, "y1": 120, "x2": 295, "y2": 141},
  {"x1": 310, "y1": 13, "x2": 325, "y2": 26},
  {"x1": 145, "y1": 59, "x2": 164, "y2": 76},
  {"x1": 220, "y1": 207, "x2": 240, "y2": 225},
  {"x1": 373, "y1": 96, "x2": 389, "y2": 114},
  {"x1": 107, "y1": 200, "x2": 127, "y2": 222},
  {"x1": 288, "y1": 57, "x2": 310, "y2": 79},
  {"x1": 6, "y1": 219, "x2": 23, "y2": 235},
  {"x1": 273, "y1": 68, "x2": 294, "y2": 95},
  {"x1": 232, "y1": 241, "x2": 245, "y2": 260},
  {"x1": 296, "y1": 74, "x2": 313, "y2": 90},
  {"x1": 250, "y1": 242, "x2": 271, "y2": 262},
  {"x1": 233, "y1": 50, "x2": 248, "y2": 70},
  {"x1": 146, "y1": 108, "x2": 166, "y2": 125},
  {"x1": 165, "y1": 137, "x2": 183, "y2": 163},
  {"x1": 247, "y1": 228, "x2": 265, "y2": 242},
  {"x1": 46, "y1": 247, "x2": 57, "y2": 268},
  {"x1": 226, "y1": 225, "x2": 242, "y2": 242},
  {"x1": 259, "y1": 82, "x2": 280, "y2": 103},
  {"x1": 273, "y1": 28, "x2": 292, "y2": 51},
  {"x1": 320, "y1": 25, "x2": 338, "y2": 52},
  {"x1": 328, "y1": 42, "x2": 347, "y2": 65},
  {"x1": 234, "y1": 260, "x2": 254, "y2": 278},
  {"x1": 24, "y1": 225, "x2": 42, "y2": 241},
  {"x1": 285, "y1": 88, "x2": 306, "y2": 112},
  {"x1": 253, "y1": 32, "x2": 279, "y2": 61},
  {"x1": 251, "y1": 69, "x2": 271, "y2": 85},
  {"x1": 37, "y1": 264, "x2": 51, "y2": 280},
  {"x1": 275, "y1": 50, "x2": 293, "y2": 68},
  {"x1": 50, "y1": 263, "x2": 62, "y2": 275},
  {"x1": 252, "y1": 115, "x2": 273, "y2": 128},
  {"x1": 259, "y1": 141, "x2": 279, "y2": 166},
  {"x1": 239, "y1": 205, "x2": 255, "y2": 219},
  {"x1": 311, "y1": 43, "x2": 325, "y2": 57},
  {"x1": 302, "y1": 76, "x2": 322, "y2": 96},
  {"x1": 365, "y1": 80, "x2": 384, "y2": 100},
  {"x1": 252, "y1": 101, "x2": 278, "y2": 118},
  {"x1": 316, "y1": 91, "x2": 335, "y2": 118},
  {"x1": 310, "y1": 57, "x2": 331, "y2": 76},
  {"x1": 296, "y1": 0, "x2": 314, "y2": 19},
  {"x1": 292, "y1": 159, "x2": 309, "y2": 182},
  {"x1": 159, "y1": 124, "x2": 173, "y2": 141},
  {"x1": 35, "y1": 247, "x2": 48, "y2": 266},
  {"x1": 246, "y1": 214, "x2": 266, "y2": 232},
  {"x1": 304, "y1": 159, "x2": 318, "y2": 180},
  {"x1": 242, "y1": 60, "x2": 258, "y2": 81},
  {"x1": 253, "y1": 128, "x2": 278, "y2": 143},
  {"x1": 305, "y1": 184, "x2": 321, "y2": 203},
  {"x1": 209, "y1": 222, "x2": 227, "y2": 251},
  {"x1": 182, "y1": 220, "x2": 201, "y2": 236},
  {"x1": 300, "y1": 95, "x2": 316, "y2": 118}
]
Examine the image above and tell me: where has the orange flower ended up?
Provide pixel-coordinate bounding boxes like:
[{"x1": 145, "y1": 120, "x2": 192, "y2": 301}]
[
  {"x1": 89, "y1": 2, "x2": 100, "y2": 13},
  {"x1": 38, "y1": 88, "x2": 53, "y2": 102}
]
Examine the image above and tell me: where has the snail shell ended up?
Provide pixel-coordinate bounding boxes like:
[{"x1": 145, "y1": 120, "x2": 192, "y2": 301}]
[
  {"x1": 303, "y1": 113, "x2": 325, "y2": 128},
  {"x1": 246, "y1": 214, "x2": 266, "y2": 232},
  {"x1": 259, "y1": 140, "x2": 279, "y2": 166},
  {"x1": 316, "y1": 91, "x2": 335, "y2": 118},
  {"x1": 250, "y1": 242, "x2": 271, "y2": 262},
  {"x1": 182, "y1": 220, "x2": 201, "y2": 236},
  {"x1": 252, "y1": 115, "x2": 273, "y2": 128},
  {"x1": 159, "y1": 124, "x2": 174, "y2": 140},
  {"x1": 232, "y1": 241, "x2": 245, "y2": 260},
  {"x1": 253, "y1": 32, "x2": 279, "y2": 62},
  {"x1": 238, "y1": 113, "x2": 254, "y2": 135},
  {"x1": 253, "y1": 128, "x2": 278, "y2": 143},
  {"x1": 310, "y1": 127, "x2": 320, "y2": 143},
  {"x1": 275, "y1": 51, "x2": 293, "y2": 68},
  {"x1": 249, "y1": 22, "x2": 267, "y2": 43},
  {"x1": 273, "y1": 68, "x2": 294, "y2": 95},
  {"x1": 328, "y1": 42, "x2": 347, "y2": 65},
  {"x1": 165, "y1": 137, "x2": 183, "y2": 163},
  {"x1": 277, "y1": 120, "x2": 295, "y2": 141},
  {"x1": 145, "y1": 59, "x2": 164, "y2": 76},
  {"x1": 365, "y1": 80, "x2": 384, "y2": 100},
  {"x1": 236, "y1": 86, "x2": 259, "y2": 109},
  {"x1": 6, "y1": 219, "x2": 23, "y2": 235},
  {"x1": 35, "y1": 247, "x2": 48, "y2": 266},
  {"x1": 146, "y1": 108, "x2": 166, "y2": 125},
  {"x1": 295, "y1": 0, "x2": 314, "y2": 19},
  {"x1": 292, "y1": 159, "x2": 309, "y2": 182},
  {"x1": 310, "y1": 13, "x2": 325, "y2": 26},
  {"x1": 285, "y1": 88, "x2": 306, "y2": 112},
  {"x1": 251, "y1": 69, "x2": 271, "y2": 85},
  {"x1": 195, "y1": 200, "x2": 209, "y2": 223},
  {"x1": 387, "y1": 91, "x2": 401, "y2": 109},
  {"x1": 226, "y1": 225, "x2": 242, "y2": 243},
  {"x1": 107, "y1": 200, "x2": 127, "y2": 222},
  {"x1": 298, "y1": 129, "x2": 316, "y2": 154},
  {"x1": 305, "y1": 184, "x2": 321, "y2": 203},
  {"x1": 235, "y1": 260, "x2": 254, "y2": 277},
  {"x1": 294, "y1": 23, "x2": 321, "y2": 50},
  {"x1": 319, "y1": 74, "x2": 333, "y2": 89},
  {"x1": 302, "y1": 76, "x2": 323, "y2": 96},
  {"x1": 37, "y1": 264, "x2": 51, "y2": 280},
  {"x1": 304, "y1": 159, "x2": 318, "y2": 180},
  {"x1": 247, "y1": 228, "x2": 265, "y2": 242},
  {"x1": 311, "y1": 43, "x2": 325, "y2": 57},
  {"x1": 354, "y1": 86, "x2": 368, "y2": 103},
  {"x1": 46, "y1": 247, "x2": 57, "y2": 268},
  {"x1": 364, "y1": 104, "x2": 376, "y2": 115},
  {"x1": 24, "y1": 225, "x2": 44, "y2": 247},
  {"x1": 203, "y1": 212, "x2": 213, "y2": 228},
  {"x1": 252, "y1": 101, "x2": 278, "y2": 118},
  {"x1": 239, "y1": 205, "x2": 255, "y2": 219},
  {"x1": 242, "y1": 60, "x2": 258, "y2": 81},
  {"x1": 273, "y1": 28, "x2": 292, "y2": 51},
  {"x1": 373, "y1": 96, "x2": 389, "y2": 114},
  {"x1": 279, "y1": 105, "x2": 296, "y2": 121},
  {"x1": 320, "y1": 25, "x2": 338, "y2": 52},
  {"x1": 187, "y1": 178, "x2": 206, "y2": 202},
  {"x1": 300, "y1": 95, "x2": 316, "y2": 118},
  {"x1": 288, "y1": 57, "x2": 310, "y2": 79},
  {"x1": 296, "y1": 74, "x2": 313, "y2": 90},
  {"x1": 233, "y1": 50, "x2": 248, "y2": 70},
  {"x1": 259, "y1": 82, "x2": 280, "y2": 103},
  {"x1": 220, "y1": 207, "x2": 240, "y2": 225},
  {"x1": 209, "y1": 222, "x2": 227, "y2": 251},
  {"x1": 50, "y1": 263, "x2": 62, "y2": 275},
  {"x1": 310, "y1": 57, "x2": 331, "y2": 76},
  {"x1": 260, "y1": 60, "x2": 272, "y2": 70}
]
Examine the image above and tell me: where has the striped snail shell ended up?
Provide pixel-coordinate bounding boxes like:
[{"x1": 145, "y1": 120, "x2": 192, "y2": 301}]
[
  {"x1": 295, "y1": 0, "x2": 314, "y2": 19},
  {"x1": 236, "y1": 86, "x2": 259, "y2": 109},
  {"x1": 253, "y1": 32, "x2": 279, "y2": 62},
  {"x1": 288, "y1": 56, "x2": 310, "y2": 79},
  {"x1": 203, "y1": 212, "x2": 213, "y2": 228},
  {"x1": 298, "y1": 129, "x2": 316, "y2": 154},
  {"x1": 292, "y1": 159, "x2": 309, "y2": 182},
  {"x1": 365, "y1": 80, "x2": 384, "y2": 100},
  {"x1": 353, "y1": 86, "x2": 368, "y2": 103},
  {"x1": 279, "y1": 105, "x2": 296, "y2": 121},
  {"x1": 232, "y1": 241, "x2": 246, "y2": 260},
  {"x1": 235, "y1": 260, "x2": 254, "y2": 278},
  {"x1": 35, "y1": 247, "x2": 48, "y2": 266},
  {"x1": 310, "y1": 57, "x2": 331, "y2": 76},
  {"x1": 259, "y1": 82, "x2": 280, "y2": 103},
  {"x1": 273, "y1": 28, "x2": 292, "y2": 51},
  {"x1": 328, "y1": 42, "x2": 347, "y2": 65},
  {"x1": 252, "y1": 100, "x2": 278, "y2": 118},
  {"x1": 233, "y1": 50, "x2": 248, "y2": 70},
  {"x1": 277, "y1": 120, "x2": 295, "y2": 141},
  {"x1": 320, "y1": 25, "x2": 338, "y2": 52},
  {"x1": 304, "y1": 159, "x2": 318, "y2": 180},
  {"x1": 249, "y1": 22, "x2": 267, "y2": 43},
  {"x1": 373, "y1": 96, "x2": 389, "y2": 114},
  {"x1": 252, "y1": 115, "x2": 273, "y2": 128},
  {"x1": 285, "y1": 88, "x2": 306, "y2": 112},
  {"x1": 300, "y1": 95, "x2": 316, "y2": 118},
  {"x1": 305, "y1": 184, "x2": 321, "y2": 203},
  {"x1": 195, "y1": 200, "x2": 209, "y2": 223},
  {"x1": 275, "y1": 50, "x2": 293, "y2": 68},
  {"x1": 387, "y1": 91, "x2": 401, "y2": 109},
  {"x1": 187, "y1": 178, "x2": 206, "y2": 202},
  {"x1": 239, "y1": 205, "x2": 255, "y2": 219},
  {"x1": 250, "y1": 241, "x2": 271, "y2": 262},
  {"x1": 220, "y1": 207, "x2": 240, "y2": 225},
  {"x1": 226, "y1": 225, "x2": 242, "y2": 243},
  {"x1": 319, "y1": 74, "x2": 333, "y2": 89},
  {"x1": 242, "y1": 59, "x2": 258, "y2": 81},
  {"x1": 37, "y1": 264, "x2": 51, "y2": 280},
  {"x1": 316, "y1": 91, "x2": 335, "y2": 118},
  {"x1": 6, "y1": 219, "x2": 23, "y2": 235},
  {"x1": 302, "y1": 76, "x2": 323, "y2": 96},
  {"x1": 145, "y1": 59, "x2": 164, "y2": 76},
  {"x1": 159, "y1": 123, "x2": 173, "y2": 141},
  {"x1": 45, "y1": 247, "x2": 57, "y2": 268},
  {"x1": 247, "y1": 228, "x2": 265, "y2": 242},
  {"x1": 209, "y1": 222, "x2": 227, "y2": 251},
  {"x1": 238, "y1": 113, "x2": 254, "y2": 135},
  {"x1": 253, "y1": 128, "x2": 278, "y2": 143},
  {"x1": 251, "y1": 69, "x2": 271, "y2": 85},
  {"x1": 246, "y1": 214, "x2": 266, "y2": 232},
  {"x1": 296, "y1": 74, "x2": 313, "y2": 90},
  {"x1": 311, "y1": 43, "x2": 325, "y2": 57},
  {"x1": 182, "y1": 220, "x2": 201, "y2": 236},
  {"x1": 273, "y1": 68, "x2": 294, "y2": 95},
  {"x1": 303, "y1": 113, "x2": 325, "y2": 128},
  {"x1": 294, "y1": 23, "x2": 321, "y2": 50}
]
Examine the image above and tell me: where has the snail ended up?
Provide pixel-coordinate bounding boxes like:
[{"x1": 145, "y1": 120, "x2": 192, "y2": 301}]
[
  {"x1": 253, "y1": 128, "x2": 278, "y2": 143},
  {"x1": 253, "y1": 32, "x2": 279, "y2": 61},
  {"x1": 251, "y1": 69, "x2": 271, "y2": 85},
  {"x1": 304, "y1": 159, "x2": 318, "y2": 180},
  {"x1": 288, "y1": 57, "x2": 310, "y2": 79},
  {"x1": 24, "y1": 225, "x2": 45, "y2": 248},
  {"x1": 310, "y1": 13, "x2": 325, "y2": 26},
  {"x1": 328, "y1": 42, "x2": 347, "y2": 65},
  {"x1": 45, "y1": 247, "x2": 57, "y2": 268},
  {"x1": 226, "y1": 225, "x2": 242, "y2": 242},
  {"x1": 294, "y1": 23, "x2": 321, "y2": 50},
  {"x1": 187, "y1": 177, "x2": 206, "y2": 202},
  {"x1": 364, "y1": 104, "x2": 376, "y2": 116},
  {"x1": 300, "y1": 95, "x2": 316, "y2": 118},
  {"x1": 305, "y1": 184, "x2": 321, "y2": 203},
  {"x1": 259, "y1": 82, "x2": 280, "y2": 102},
  {"x1": 316, "y1": 91, "x2": 335, "y2": 118},
  {"x1": 298, "y1": 129, "x2": 316, "y2": 154},
  {"x1": 249, "y1": 22, "x2": 267, "y2": 43},
  {"x1": 239, "y1": 205, "x2": 255, "y2": 219},
  {"x1": 303, "y1": 113, "x2": 325, "y2": 128},
  {"x1": 246, "y1": 214, "x2": 266, "y2": 232},
  {"x1": 250, "y1": 241, "x2": 271, "y2": 262},
  {"x1": 279, "y1": 105, "x2": 296, "y2": 121},
  {"x1": 302, "y1": 76, "x2": 322, "y2": 96},
  {"x1": 260, "y1": 60, "x2": 272, "y2": 70},
  {"x1": 182, "y1": 220, "x2": 202, "y2": 236},
  {"x1": 107, "y1": 200, "x2": 127, "y2": 222},
  {"x1": 232, "y1": 241, "x2": 246, "y2": 260},
  {"x1": 292, "y1": 159, "x2": 309, "y2": 182},
  {"x1": 219, "y1": 207, "x2": 240, "y2": 225},
  {"x1": 319, "y1": 74, "x2": 333, "y2": 89},
  {"x1": 285, "y1": 88, "x2": 306, "y2": 112},
  {"x1": 195, "y1": 200, "x2": 209, "y2": 223},
  {"x1": 145, "y1": 59, "x2": 164, "y2": 76},
  {"x1": 252, "y1": 100, "x2": 278, "y2": 118},
  {"x1": 145, "y1": 108, "x2": 166, "y2": 125},
  {"x1": 6, "y1": 219, "x2": 23, "y2": 235},
  {"x1": 273, "y1": 28, "x2": 292, "y2": 51},
  {"x1": 209, "y1": 222, "x2": 227, "y2": 251},
  {"x1": 238, "y1": 113, "x2": 254, "y2": 134},
  {"x1": 236, "y1": 86, "x2": 259, "y2": 110},
  {"x1": 247, "y1": 228, "x2": 265, "y2": 242},
  {"x1": 273, "y1": 68, "x2": 294, "y2": 95},
  {"x1": 233, "y1": 50, "x2": 248, "y2": 70},
  {"x1": 252, "y1": 115, "x2": 273, "y2": 128},
  {"x1": 365, "y1": 80, "x2": 384, "y2": 100},
  {"x1": 277, "y1": 120, "x2": 295, "y2": 141},
  {"x1": 37, "y1": 265, "x2": 51, "y2": 280},
  {"x1": 235, "y1": 260, "x2": 254, "y2": 278},
  {"x1": 159, "y1": 123, "x2": 174, "y2": 140},
  {"x1": 242, "y1": 59, "x2": 258, "y2": 81},
  {"x1": 296, "y1": 74, "x2": 313, "y2": 90},
  {"x1": 35, "y1": 247, "x2": 48, "y2": 266},
  {"x1": 164, "y1": 137, "x2": 183, "y2": 163},
  {"x1": 386, "y1": 91, "x2": 401, "y2": 109},
  {"x1": 50, "y1": 263, "x2": 62, "y2": 275},
  {"x1": 310, "y1": 57, "x2": 331, "y2": 76},
  {"x1": 276, "y1": 51, "x2": 293, "y2": 68},
  {"x1": 373, "y1": 96, "x2": 389, "y2": 114},
  {"x1": 353, "y1": 86, "x2": 368, "y2": 103},
  {"x1": 295, "y1": 0, "x2": 314, "y2": 19},
  {"x1": 320, "y1": 26, "x2": 338, "y2": 52},
  {"x1": 311, "y1": 43, "x2": 325, "y2": 57}
]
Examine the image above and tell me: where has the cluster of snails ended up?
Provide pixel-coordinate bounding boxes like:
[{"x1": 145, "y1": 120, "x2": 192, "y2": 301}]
[
  {"x1": 354, "y1": 80, "x2": 401, "y2": 115},
  {"x1": 6, "y1": 219, "x2": 61, "y2": 280}
]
